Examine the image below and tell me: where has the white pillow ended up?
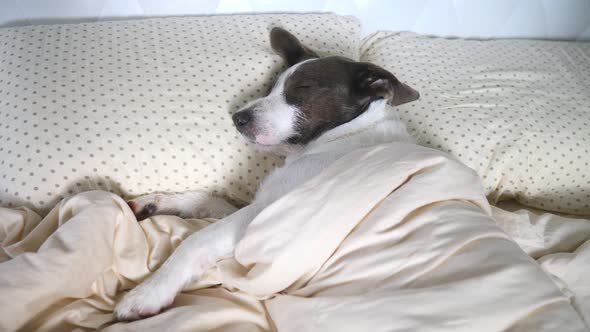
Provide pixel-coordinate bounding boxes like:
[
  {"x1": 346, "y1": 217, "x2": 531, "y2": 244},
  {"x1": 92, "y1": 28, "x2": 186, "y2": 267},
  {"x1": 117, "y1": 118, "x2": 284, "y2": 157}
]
[
  {"x1": 361, "y1": 32, "x2": 590, "y2": 215},
  {"x1": 0, "y1": 14, "x2": 361, "y2": 214}
]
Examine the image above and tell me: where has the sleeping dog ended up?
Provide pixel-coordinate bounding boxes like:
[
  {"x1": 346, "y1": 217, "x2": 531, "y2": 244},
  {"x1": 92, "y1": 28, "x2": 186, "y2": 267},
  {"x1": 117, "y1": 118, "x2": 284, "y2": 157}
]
[{"x1": 114, "y1": 27, "x2": 420, "y2": 321}]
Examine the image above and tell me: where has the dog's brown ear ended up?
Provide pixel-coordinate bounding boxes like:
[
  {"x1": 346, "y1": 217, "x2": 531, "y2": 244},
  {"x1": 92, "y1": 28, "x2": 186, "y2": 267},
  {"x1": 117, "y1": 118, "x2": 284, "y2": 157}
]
[
  {"x1": 353, "y1": 62, "x2": 420, "y2": 106},
  {"x1": 270, "y1": 27, "x2": 319, "y2": 67}
]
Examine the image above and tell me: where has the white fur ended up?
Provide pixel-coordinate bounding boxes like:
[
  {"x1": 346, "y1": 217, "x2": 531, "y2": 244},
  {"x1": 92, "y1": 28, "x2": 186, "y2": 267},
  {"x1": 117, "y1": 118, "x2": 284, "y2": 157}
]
[
  {"x1": 129, "y1": 192, "x2": 238, "y2": 219},
  {"x1": 239, "y1": 60, "x2": 313, "y2": 146},
  {"x1": 114, "y1": 99, "x2": 410, "y2": 320}
]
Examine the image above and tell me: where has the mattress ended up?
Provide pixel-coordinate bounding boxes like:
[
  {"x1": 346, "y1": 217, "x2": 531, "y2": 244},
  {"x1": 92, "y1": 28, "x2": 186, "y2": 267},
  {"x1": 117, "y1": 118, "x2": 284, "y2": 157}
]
[{"x1": 3, "y1": 15, "x2": 590, "y2": 217}]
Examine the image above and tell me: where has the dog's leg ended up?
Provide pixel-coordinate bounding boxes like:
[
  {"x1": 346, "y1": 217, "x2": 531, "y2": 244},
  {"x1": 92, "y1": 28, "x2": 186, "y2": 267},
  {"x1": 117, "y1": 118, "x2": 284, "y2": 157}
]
[
  {"x1": 127, "y1": 190, "x2": 238, "y2": 220},
  {"x1": 114, "y1": 202, "x2": 261, "y2": 321}
]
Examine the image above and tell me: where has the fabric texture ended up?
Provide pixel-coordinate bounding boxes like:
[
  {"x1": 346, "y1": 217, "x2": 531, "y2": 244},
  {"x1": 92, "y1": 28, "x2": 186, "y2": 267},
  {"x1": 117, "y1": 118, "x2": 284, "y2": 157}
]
[
  {"x1": 0, "y1": 143, "x2": 587, "y2": 331},
  {"x1": 491, "y1": 204, "x2": 590, "y2": 326},
  {"x1": 361, "y1": 32, "x2": 590, "y2": 215},
  {"x1": 0, "y1": 14, "x2": 361, "y2": 214}
]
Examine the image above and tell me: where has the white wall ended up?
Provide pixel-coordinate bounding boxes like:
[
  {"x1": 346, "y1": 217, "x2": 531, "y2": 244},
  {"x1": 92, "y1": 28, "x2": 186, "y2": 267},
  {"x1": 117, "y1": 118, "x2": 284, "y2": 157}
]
[{"x1": 1, "y1": 0, "x2": 589, "y2": 40}]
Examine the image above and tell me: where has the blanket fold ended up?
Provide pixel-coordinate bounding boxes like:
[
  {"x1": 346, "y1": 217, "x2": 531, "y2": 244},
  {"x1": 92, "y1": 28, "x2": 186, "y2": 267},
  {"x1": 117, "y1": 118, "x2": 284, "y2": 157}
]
[{"x1": 0, "y1": 143, "x2": 587, "y2": 331}]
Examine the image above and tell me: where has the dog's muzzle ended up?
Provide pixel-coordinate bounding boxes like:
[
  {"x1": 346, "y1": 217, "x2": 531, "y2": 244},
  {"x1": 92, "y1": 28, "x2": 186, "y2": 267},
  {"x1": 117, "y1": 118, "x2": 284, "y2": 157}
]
[{"x1": 232, "y1": 109, "x2": 252, "y2": 129}]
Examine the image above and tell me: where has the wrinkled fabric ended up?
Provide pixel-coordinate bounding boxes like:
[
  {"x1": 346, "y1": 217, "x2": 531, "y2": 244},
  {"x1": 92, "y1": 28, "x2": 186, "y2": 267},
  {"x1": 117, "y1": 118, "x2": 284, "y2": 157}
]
[
  {"x1": 492, "y1": 204, "x2": 590, "y2": 327},
  {"x1": 0, "y1": 143, "x2": 586, "y2": 331}
]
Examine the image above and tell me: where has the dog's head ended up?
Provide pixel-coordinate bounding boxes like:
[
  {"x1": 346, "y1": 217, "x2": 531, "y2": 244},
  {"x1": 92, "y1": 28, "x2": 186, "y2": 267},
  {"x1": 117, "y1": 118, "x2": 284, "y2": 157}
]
[{"x1": 232, "y1": 28, "x2": 419, "y2": 148}]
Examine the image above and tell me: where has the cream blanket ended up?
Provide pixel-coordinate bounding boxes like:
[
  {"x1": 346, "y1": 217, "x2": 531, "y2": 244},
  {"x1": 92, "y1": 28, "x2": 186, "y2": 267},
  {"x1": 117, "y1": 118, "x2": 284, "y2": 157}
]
[{"x1": 0, "y1": 143, "x2": 587, "y2": 331}]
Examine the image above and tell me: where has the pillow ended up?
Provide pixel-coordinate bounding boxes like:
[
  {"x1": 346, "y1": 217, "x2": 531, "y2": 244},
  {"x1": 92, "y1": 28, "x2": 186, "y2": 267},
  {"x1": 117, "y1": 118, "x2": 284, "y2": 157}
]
[
  {"x1": 0, "y1": 14, "x2": 361, "y2": 215},
  {"x1": 361, "y1": 32, "x2": 590, "y2": 215}
]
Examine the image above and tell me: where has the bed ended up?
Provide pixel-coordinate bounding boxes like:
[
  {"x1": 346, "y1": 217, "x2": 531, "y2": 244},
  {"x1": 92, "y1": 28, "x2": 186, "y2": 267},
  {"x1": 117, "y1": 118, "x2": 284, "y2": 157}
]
[{"x1": 0, "y1": 13, "x2": 589, "y2": 331}]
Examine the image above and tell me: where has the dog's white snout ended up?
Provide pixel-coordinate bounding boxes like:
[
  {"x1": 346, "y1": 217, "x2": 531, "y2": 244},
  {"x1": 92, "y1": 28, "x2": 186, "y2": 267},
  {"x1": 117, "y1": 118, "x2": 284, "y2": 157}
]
[{"x1": 231, "y1": 60, "x2": 307, "y2": 147}]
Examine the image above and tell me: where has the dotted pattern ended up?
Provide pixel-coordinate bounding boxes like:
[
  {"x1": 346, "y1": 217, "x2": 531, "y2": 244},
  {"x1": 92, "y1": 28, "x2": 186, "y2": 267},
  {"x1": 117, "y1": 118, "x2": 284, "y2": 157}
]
[
  {"x1": 361, "y1": 32, "x2": 590, "y2": 215},
  {"x1": 0, "y1": 14, "x2": 361, "y2": 215}
]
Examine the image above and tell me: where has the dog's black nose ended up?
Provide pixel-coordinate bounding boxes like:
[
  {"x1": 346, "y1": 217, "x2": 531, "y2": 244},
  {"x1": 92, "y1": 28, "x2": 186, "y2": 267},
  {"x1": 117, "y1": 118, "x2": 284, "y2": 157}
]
[{"x1": 233, "y1": 110, "x2": 252, "y2": 128}]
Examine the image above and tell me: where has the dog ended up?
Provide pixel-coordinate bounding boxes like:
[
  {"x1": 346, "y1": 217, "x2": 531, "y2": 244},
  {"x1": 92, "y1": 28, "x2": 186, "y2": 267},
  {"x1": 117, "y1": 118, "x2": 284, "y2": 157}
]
[{"x1": 114, "y1": 27, "x2": 420, "y2": 321}]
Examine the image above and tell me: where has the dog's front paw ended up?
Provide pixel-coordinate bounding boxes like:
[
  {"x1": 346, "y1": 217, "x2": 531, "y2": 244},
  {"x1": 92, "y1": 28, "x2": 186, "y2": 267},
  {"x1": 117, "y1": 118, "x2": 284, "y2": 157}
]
[
  {"x1": 114, "y1": 282, "x2": 175, "y2": 321},
  {"x1": 127, "y1": 194, "x2": 163, "y2": 221}
]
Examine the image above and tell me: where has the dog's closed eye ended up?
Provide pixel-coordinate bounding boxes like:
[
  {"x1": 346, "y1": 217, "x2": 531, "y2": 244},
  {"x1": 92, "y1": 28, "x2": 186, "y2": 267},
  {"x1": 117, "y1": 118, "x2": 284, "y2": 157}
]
[{"x1": 294, "y1": 81, "x2": 317, "y2": 89}]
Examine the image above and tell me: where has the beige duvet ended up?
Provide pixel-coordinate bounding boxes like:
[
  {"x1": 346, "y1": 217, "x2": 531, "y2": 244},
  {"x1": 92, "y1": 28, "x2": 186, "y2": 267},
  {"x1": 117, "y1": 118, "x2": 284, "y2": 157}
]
[{"x1": 0, "y1": 143, "x2": 588, "y2": 331}]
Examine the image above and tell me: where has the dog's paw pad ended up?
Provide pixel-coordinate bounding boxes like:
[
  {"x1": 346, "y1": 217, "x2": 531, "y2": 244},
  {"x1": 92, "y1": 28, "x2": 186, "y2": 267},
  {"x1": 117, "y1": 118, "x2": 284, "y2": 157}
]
[
  {"x1": 127, "y1": 195, "x2": 158, "y2": 220},
  {"x1": 134, "y1": 203, "x2": 158, "y2": 221},
  {"x1": 143, "y1": 203, "x2": 157, "y2": 216}
]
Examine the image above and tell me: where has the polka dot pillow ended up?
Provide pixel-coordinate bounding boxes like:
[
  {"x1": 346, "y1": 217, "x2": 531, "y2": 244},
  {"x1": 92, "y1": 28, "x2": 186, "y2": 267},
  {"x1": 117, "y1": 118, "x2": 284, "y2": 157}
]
[
  {"x1": 0, "y1": 14, "x2": 361, "y2": 215},
  {"x1": 361, "y1": 32, "x2": 590, "y2": 215}
]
